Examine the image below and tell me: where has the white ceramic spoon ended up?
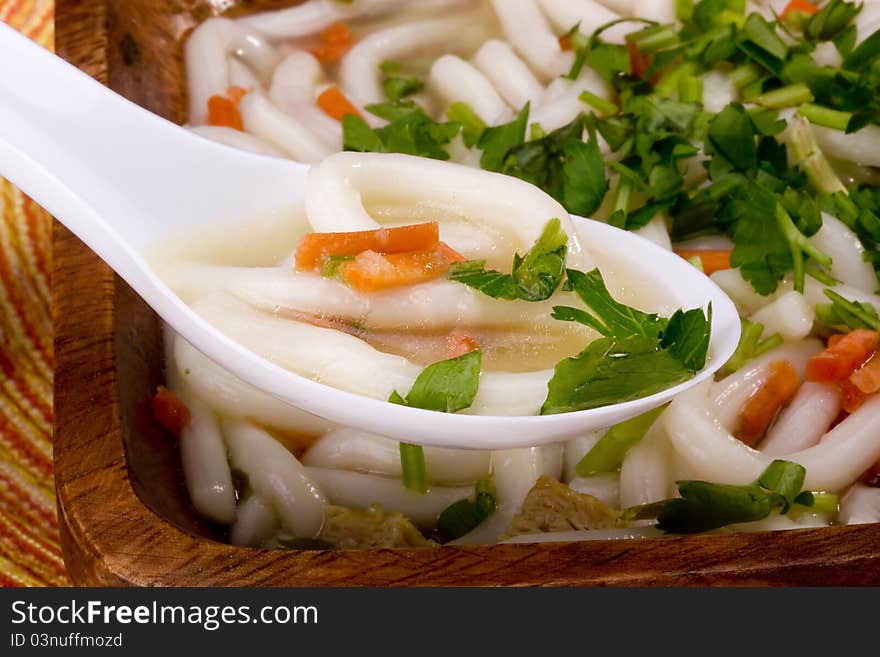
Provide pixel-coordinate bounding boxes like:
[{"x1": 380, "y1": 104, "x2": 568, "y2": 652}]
[{"x1": 0, "y1": 24, "x2": 740, "y2": 449}]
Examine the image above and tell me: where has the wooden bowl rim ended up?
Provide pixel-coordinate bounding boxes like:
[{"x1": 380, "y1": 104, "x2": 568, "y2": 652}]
[{"x1": 51, "y1": 0, "x2": 880, "y2": 587}]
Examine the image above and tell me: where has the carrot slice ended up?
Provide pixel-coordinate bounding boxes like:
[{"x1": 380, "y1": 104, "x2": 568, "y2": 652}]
[
  {"x1": 848, "y1": 353, "x2": 880, "y2": 395},
  {"x1": 806, "y1": 329, "x2": 880, "y2": 382},
  {"x1": 674, "y1": 249, "x2": 732, "y2": 275},
  {"x1": 780, "y1": 0, "x2": 819, "y2": 21},
  {"x1": 207, "y1": 94, "x2": 243, "y2": 130},
  {"x1": 840, "y1": 378, "x2": 868, "y2": 414},
  {"x1": 446, "y1": 330, "x2": 480, "y2": 358},
  {"x1": 340, "y1": 242, "x2": 466, "y2": 292},
  {"x1": 317, "y1": 85, "x2": 361, "y2": 121},
  {"x1": 558, "y1": 34, "x2": 573, "y2": 51},
  {"x1": 295, "y1": 223, "x2": 440, "y2": 272},
  {"x1": 737, "y1": 360, "x2": 801, "y2": 446},
  {"x1": 310, "y1": 22, "x2": 354, "y2": 64},
  {"x1": 151, "y1": 387, "x2": 191, "y2": 438}
]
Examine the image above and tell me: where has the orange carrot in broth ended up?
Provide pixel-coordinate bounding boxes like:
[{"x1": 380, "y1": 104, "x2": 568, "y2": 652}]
[
  {"x1": 737, "y1": 360, "x2": 801, "y2": 446},
  {"x1": 339, "y1": 242, "x2": 465, "y2": 292},
  {"x1": 674, "y1": 249, "x2": 732, "y2": 275},
  {"x1": 151, "y1": 387, "x2": 191, "y2": 438},
  {"x1": 317, "y1": 85, "x2": 361, "y2": 121},
  {"x1": 310, "y1": 22, "x2": 354, "y2": 64},
  {"x1": 446, "y1": 330, "x2": 480, "y2": 358},
  {"x1": 780, "y1": 0, "x2": 820, "y2": 22},
  {"x1": 207, "y1": 95, "x2": 243, "y2": 130},
  {"x1": 295, "y1": 223, "x2": 440, "y2": 272}
]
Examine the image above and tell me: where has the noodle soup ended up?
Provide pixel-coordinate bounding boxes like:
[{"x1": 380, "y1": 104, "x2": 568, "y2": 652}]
[{"x1": 152, "y1": 0, "x2": 880, "y2": 549}]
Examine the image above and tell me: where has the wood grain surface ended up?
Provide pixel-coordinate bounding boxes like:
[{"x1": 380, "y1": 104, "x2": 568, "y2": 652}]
[{"x1": 52, "y1": 0, "x2": 880, "y2": 587}]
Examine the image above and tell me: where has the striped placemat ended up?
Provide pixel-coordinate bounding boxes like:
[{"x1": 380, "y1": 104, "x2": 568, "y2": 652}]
[{"x1": 0, "y1": 0, "x2": 66, "y2": 586}]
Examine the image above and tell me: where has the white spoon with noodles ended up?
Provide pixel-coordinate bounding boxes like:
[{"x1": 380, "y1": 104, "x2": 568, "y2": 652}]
[{"x1": 0, "y1": 24, "x2": 740, "y2": 449}]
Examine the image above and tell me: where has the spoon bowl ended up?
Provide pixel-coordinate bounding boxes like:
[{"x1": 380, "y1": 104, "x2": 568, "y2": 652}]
[{"x1": 0, "y1": 24, "x2": 740, "y2": 448}]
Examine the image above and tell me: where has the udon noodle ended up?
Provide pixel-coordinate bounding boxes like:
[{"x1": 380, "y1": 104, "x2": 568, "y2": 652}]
[{"x1": 154, "y1": 0, "x2": 880, "y2": 549}]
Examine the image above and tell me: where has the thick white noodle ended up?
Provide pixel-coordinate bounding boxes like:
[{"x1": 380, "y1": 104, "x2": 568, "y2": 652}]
[
  {"x1": 838, "y1": 485, "x2": 880, "y2": 525},
  {"x1": 451, "y1": 447, "x2": 545, "y2": 544},
  {"x1": 240, "y1": 92, "x2": 335, "y2": 163},
  {"x1": 223, "y1": 419, "x2": 327, "y2": 538},
  {"x1": 542, "y1": 443, "x2": 565, "y2": 480},
  {"x1": 619, "y1": 423, "x2": 675, "y2": 507},
  {"x1": 803, "y1": 278, "x2": 880, "y2": 315},
  {"x1": 164, "y1": 263, "x2": 585, "y2": 333},
  {"x1": 428, "y1": 55, "x2": 511, "y2": 125},
  {"x1": 338, "y1": 14, "x2": 491, "y2": 106},
  {"x1": 490, "y1": 0, "x2": 570, "y2": 81},
  {"x1": 269, "y1": 52, "x2": 343, "y2": 150},
  {"x1": 639, "y1": 0, "x2": 677, "y2": 23},
  {"x1": 711, "y1": 268, "x2": 787, "y2": 315},
  {"x1": 536, "y1": 0, "x2": 633, "y2": 45},
  {"x1": 174, "y1": 336, "x2": 336, "y2": 437},
  {"x1": 302, "y1": 427, "x2": 491, "y2": 484},
  {"x1": 809, "y1": 214, "x2": 878, "y2": 293},
  {"x1": 664, "y1": 382, "x2": 880, "y2": 492},
  {"x1": 595, "y1": 0, "x2": 632, "y2": 13},
  {"x1": 192, "y1": 294, "x2": 556, "y2": 415},
  {"x1": 567, "y1": 474, "x2": 620, "y2": 508},
  {"x1": 237, "y1": 0, "x2": 475, "y2": 39},
  {"x1": 530, "y1": 69, "x2": 612, "y2": 134},
  {"x1": 711, "y1": 339, "x2": 822, "y2": 432},
  {"x1": 187, "y1": 126, "x2": 288, "y2": 157},
  {"x1": 304, "y1": 152, "x2": 593, "y2": 271},
  {"x1": 227, "y1": 57, "x2": 261, "y2": 89},
  {"x1": 185, "y1": 18, "x2": 278, "y2": 125},
  {"x1": 811, "y1": 122, "x2": 880, "y2": 168},
  {"x1": 304, "y1": 467, "x2": 471, "y2": 527},
  {"x1": 813, "y1": 41, "x2": 843, "y2": 68},
  {"x1": 179, "y1": 398, "x2": 237, "y2": 524},
  {"x1": 229, "y1": 494, "x2": 279, "y2": 546},
  {"x1": 633, "y1": 215, "x2": 673, "y2": 251},
  {"x1": 749, "y1": 290, "x2": 815, "y2": 341},
  {"x1": 760, "y1": 382, "x2": 842, "y2": 456},
  {"x1": 471, "y1": 40, "x2": 546, "y2": 110}
]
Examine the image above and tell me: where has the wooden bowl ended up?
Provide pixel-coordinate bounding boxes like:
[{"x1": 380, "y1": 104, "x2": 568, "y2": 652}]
[{"x1": 53, "y1": 0, "x2": 880, "y2": 586}]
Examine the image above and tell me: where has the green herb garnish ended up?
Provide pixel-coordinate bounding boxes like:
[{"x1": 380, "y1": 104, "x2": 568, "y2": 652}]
[{"x1": 436, "y1": 479, "x2": 497, "y2": 541}]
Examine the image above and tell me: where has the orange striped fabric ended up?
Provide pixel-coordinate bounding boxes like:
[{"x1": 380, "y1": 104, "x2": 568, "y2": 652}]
[{"x1": 0, "y1": 0, "x2": 65, "y2": 586}]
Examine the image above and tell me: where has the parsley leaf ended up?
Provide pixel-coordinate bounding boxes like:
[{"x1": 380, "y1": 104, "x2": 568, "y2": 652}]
[
  {"x1": 478, "y1": 103, "x2": 529, "y2": 171},
  {"x1": 390, "y1": 350, "x2": 482, "y2": 414},
  {"x1": 446, "y1": 102, "x2": 487, "y2": 147},
  {"x1": 382, "y1": 76, "x2": 424, "y2": 102},
  {"x1": 342, "y1": 101, "x2": 461, "y2": 160},
  {"x1": 448, "y1": 218, "x2": 568, "y2": 301},
  {"x1": 661, "y1": 306, "x2": 713, "y2": 371}
]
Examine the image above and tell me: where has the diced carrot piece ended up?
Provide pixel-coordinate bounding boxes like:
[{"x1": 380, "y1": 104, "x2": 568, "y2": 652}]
[
  {"x1": 226, "y1": 86, "x2": 251, "y2": 106},
  {"x1": 446, "y1": 330, "x2": 480, "y2": 358},
  {"x1": 207, "y1": 94, "x2": 243, "y2": 130},
  {"x1": 558, "y1": 34, "x2": 573, "y2": 51},
  {"x1": 340, "y1": 242, "x2": 466, "y2": 292},
  {"x1": 849, "y1": 354, "x2": 880, "y2": 395},
  {"x1": 737, "y1": 360, "x2": 801, "y2": 446},
  {"x1": 674, "y1": 249, "x2": 732, "y2": 275},
  {"x1": 827, "y1": 333, "x2": 845, "y2": 348},
  {"x1": 840, "y1": 378, "x2": 868, "y2": 414},
  {"x1": 628, "y1": 41, "x2": 653, "y2": 80},
  {"x1": 780, "y1": 0, "x2": 819, "y2": 21},
  {"x1": 295, "y1": 223, "x2": 440, "y2": 272},
  {"x1": 151, "y1": 387, "x2": 191, "y2": 438},
  {"x1": 806, "y1": 329, "x2": 880, "y2": 382},
  {"x1": 317, "y1": 85, "x2": 361, "y2": 121},
  {"x1": 310, "y1": 22, "x2": 354, "y2": 63}
]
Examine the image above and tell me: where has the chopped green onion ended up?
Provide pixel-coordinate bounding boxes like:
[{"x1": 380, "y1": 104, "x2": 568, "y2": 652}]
[
  {"x1": 627, "y1": 23, "x2": 680, "y2": 54},
  {"x1": 741, "y1": 78, "x2": 767, "y2": 101},
  {"x1": 805, "y1": 262, "x2": 839, "y2": 286},
  {"x1": 575, "y1": 405, "x2": 666, "y2": 476},
  {"x1": 675, "y1": 0, "x2": 694, "y2": 22},
  {"x1": 687, "y1": 255, "x2": 705, "y2": 272},
  {"x1": 787, "y1": 116, "x2": 847, "y2": 196},
  {"x1": 321, "y1": 255, "x2": 354, "y2": 278},
  {"x1": 379, "y1": 59, "x2": 401, "y2": 74},
  {"x1": 753, "y1": 83, "x2": 814, "y2": 109},
  {"x1": 579, "y1": 90, "x2": 618, "y2": 117},
  {"x1": 798, "y1": 103, "x2": 855, "y2": 132},
  {"x1": 752, "y1": 333, "x2": 784, "y2": 359},
  {"x1": 823, "y1": 289, "x2": 880, "y2": 331},
  {"x1": 446, "y1": 101, "x2": 487, "y2": 148},
  {"x1": 654, "y1": 61, "x2": 697, "y2": 98},
  {"x1": 721, "y1": 318, "x2": 764, "y2": 375},
  {"x1": 399, "y1": 442, "x2": 428, "y2": 494},
  {"x1": 730, "y1": 63, "x2": 762, "y2": 90},
  {"x1": 801, "y1": 492, "x2": 839, "y2": 515},
  {"x1": 436, "y1": 479, "x2": 497, "y2": 541},
  {"x1": 679, "y1": 76, "x2": 703, "y2": 104}
]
